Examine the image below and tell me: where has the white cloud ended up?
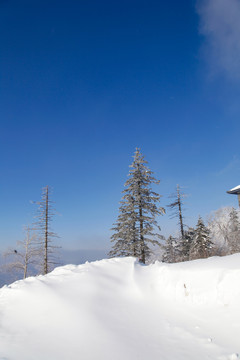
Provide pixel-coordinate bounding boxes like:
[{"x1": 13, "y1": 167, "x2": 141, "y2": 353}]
[{"x1": 197, "y1": 0, "x2": 240, "y2": 79}]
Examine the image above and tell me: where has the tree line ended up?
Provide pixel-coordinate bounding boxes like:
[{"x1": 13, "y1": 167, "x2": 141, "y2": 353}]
[
  {"x1": 109, "y1": 148, "x2": 240, "y2": 264},
  {"x1": 2, "y1": 148, "x2": 239, "y2": 282}
]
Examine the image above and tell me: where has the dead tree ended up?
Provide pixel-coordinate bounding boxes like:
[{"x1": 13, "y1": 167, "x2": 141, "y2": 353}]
[
  {"x1": 34, "y1": 186, "x2": 60, "y2": 275},
  {"x1": 4, "y1": 226, "x2": 41, "y2": 279},
  {"x1": 167, "y1": 184, "x2": 186, "y2": 239}
]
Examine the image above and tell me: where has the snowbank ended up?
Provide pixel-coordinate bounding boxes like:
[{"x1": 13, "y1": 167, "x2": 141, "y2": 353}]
[
  {"x1": 145, "y1": 254, "x2": 240, "y2": 306},
  {"x1": 0, "y1": 255, "x2": 240, "y2": 360}
]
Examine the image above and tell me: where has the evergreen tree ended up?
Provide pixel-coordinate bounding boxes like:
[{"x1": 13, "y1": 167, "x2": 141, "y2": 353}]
[
  {"x1": 162, "y1": 235, "x2": 178, "y2": 263},
  {"x1": 190, "y1": 217, "x2": 213, "y2": 260},
  {"x1": 109, "y1": 148, "x2": 165, "y2": 263},
  {"x1": 180, "y1": 227, "x2": 195, "y2": 262},
  {"x1": 228, "y1": 207, "x2": 240, "y2": 254},
  {"x1": 109, "y1": 196, "x2": 139, "y2": 258}
]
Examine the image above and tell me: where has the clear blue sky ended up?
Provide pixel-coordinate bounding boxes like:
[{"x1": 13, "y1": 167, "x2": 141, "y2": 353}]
[{"x1": 1, "y1": 0, "x2": 240, "y2": 252}]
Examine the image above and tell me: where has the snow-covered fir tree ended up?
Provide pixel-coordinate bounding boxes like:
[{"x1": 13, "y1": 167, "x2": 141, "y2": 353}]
[
  {"x1": 109, "y1": 148, "x2": 165, "y2": 263},
  {"x1": 180, "y1": 227, "x2": 195, "y2": 262},
  {"x1": 190, "y1": 217, "x2": 213, "y2": 260},
  {"x1": 162, "y1": 228, "x2": 195, "y2": 264},
  {"x1": 162, "y1": 235, "x2": 178, "y2": 263},
  {"x1": 228, "y1": 207, "x2": 240, "y2": 254},
  {"x1": 109, "y1": 196, "x2": 139, "y2": 258}
]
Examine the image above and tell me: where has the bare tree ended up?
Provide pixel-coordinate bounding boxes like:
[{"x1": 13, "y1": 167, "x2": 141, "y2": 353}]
[
  {"x1": 34, "y1": 185, "x2": 60, "y2": 275},
  {"x1": 4, "y1": 226, "x2": 41, "y2": 279},
  {"x1": 167, "y1": 184, "x2": 186, "y2": 239},
  {"x1": 208, "y1": 207, "x2": 231, "y2": 255},
  {"x1": 208, "y1": 206, "x2": 240, "y2": 256},
  {"x1": 167, "y1": 185, "x2": 192, "y2": 261}
]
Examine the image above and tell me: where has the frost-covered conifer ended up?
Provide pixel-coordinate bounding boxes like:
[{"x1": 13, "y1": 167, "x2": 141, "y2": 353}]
[
  {"x1": 190, "y1": 217, "x2": 213, "y2": 260},
  {"x1": 109, "y1": 148, "x2": 165, "y2": 263},
  {"x1": 162, "y1": 235, "x2": 178, "y2": 263},
  {"x1": 228, "y1": 207, "x2": 240, "y2": 254},
  {"x1": 109, "y1": 196, "x2": 139, "y2": 258},
  {"x1": 180, "y1": 227, "x2": 195, "y2": 261}
]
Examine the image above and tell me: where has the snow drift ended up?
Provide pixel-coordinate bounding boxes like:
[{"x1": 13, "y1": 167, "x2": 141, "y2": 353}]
[{"x1": 0, "y1": 255, "x2": 240, "y2": 360}]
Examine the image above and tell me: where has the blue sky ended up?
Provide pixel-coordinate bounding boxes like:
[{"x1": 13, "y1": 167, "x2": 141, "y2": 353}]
[{"x1": 0, "y1": 0, "x2": 240, "y2": 253}]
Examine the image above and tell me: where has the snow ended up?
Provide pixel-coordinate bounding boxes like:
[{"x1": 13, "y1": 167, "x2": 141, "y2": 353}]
[
  {"x1": 229, "y1": 185, "x2": 240, "y2": 192},
  {"x1": 1, "y1": 255, "x2": 240, "y2": 360}
]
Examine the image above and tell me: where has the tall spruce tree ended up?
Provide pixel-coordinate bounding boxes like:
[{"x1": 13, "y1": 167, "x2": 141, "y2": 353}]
[
  {"x1": 190, "y1": 217, "x2": 213, "y2": 260},
  {"x1": 109, "y1": 196, "x2": 138, "y2": 258},
  {"x1": 109, "y1": 148, "x2": 165, "y2": 263}
]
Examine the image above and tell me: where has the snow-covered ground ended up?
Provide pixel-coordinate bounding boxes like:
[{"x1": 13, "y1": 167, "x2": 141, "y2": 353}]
[{"x1": 0, "y1": 255, "x2": 240, "y2": 360}]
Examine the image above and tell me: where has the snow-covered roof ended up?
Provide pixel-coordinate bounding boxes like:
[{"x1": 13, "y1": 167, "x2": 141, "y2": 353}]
[{"x1": 227, "y1": 185, "x2": 240, "y2": 194}]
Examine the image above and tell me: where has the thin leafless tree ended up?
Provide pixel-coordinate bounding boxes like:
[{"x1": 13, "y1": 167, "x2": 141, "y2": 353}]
[
  {"x1": 34, "y1": 185, "x2": 60, "y2": 275},
  {"x1": 167, "y1": 184, "x2": 186, "y2": 239},
  {"x1": 4, "y1": 226, "x2": 41, "y2": 279}
]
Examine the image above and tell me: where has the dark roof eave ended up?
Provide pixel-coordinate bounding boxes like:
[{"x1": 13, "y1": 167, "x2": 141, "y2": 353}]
[{"x1": 227, "y1": 190, "x2": 240, "y2": 195}]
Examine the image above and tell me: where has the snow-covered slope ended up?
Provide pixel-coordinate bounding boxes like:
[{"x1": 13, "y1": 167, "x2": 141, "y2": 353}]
[{"x1": 0, "y1": 256, "x2": 240, "y2": 360}]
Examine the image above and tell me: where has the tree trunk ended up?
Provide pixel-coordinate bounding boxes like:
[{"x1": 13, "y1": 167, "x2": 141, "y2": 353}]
[
  {"x1": 139, "y1": 205, "x2": 145, "y2": 263},
  {"x1": 23, "y1": 226, "x2": 30, "y2": 279},
  {"x1": 137, "y1": 165, "x2": 145, "y2": 264},
  {"x1": 177, "y1": 184, "x2": 184, "y2": 239},
  {"x1": 44, "y1": 186, "x2": 49, "y2": 275}
]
